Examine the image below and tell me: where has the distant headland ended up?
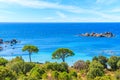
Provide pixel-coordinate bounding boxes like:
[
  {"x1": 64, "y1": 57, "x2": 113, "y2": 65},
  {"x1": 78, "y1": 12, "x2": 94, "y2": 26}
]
[{"x1": 78, "y1": 32, "x2": 114, "y2": 38}]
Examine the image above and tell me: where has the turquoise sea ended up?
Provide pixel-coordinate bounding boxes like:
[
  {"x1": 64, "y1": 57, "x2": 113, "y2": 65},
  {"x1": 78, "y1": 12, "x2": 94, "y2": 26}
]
[{"x1": 0, "y1": 23, "x2": 120, "y2": 65}]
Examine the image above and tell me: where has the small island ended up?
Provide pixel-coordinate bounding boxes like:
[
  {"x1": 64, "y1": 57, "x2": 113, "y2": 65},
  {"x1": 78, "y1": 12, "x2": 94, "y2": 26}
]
[{"x1": 78, "y1": 32, "x2": 114, "y2": 38}]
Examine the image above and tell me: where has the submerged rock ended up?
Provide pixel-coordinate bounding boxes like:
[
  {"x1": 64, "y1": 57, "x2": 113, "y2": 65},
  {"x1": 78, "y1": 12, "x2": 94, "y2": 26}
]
[
  {"x1": 0, "y1": 46, "x2": 3, "y2": 51},
  {"x1": 0, "y1": 39, "x2": 3, "y2": 44}
]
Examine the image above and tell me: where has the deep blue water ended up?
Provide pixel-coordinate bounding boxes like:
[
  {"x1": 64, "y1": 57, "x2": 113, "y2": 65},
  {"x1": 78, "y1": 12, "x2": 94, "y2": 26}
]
[{"x1": 0, "y1": 23, "x2": 120, "y2": 65}]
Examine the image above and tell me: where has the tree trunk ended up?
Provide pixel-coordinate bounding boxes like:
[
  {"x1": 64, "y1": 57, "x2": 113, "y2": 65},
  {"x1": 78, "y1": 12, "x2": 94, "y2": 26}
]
[
  {"x1": 62, "y1": 58, "x2": 65, "y2": 62},
  {"x1": 29, "y1": 53, "x2": 32, "y2": 62}
]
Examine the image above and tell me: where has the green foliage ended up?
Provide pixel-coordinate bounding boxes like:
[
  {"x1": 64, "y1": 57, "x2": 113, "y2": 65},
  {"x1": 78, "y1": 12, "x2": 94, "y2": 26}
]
[
  {"x1": 22, "y1": 45, "x2": 39, "y2": 53},
  {"x1": 0, "y1": 66, "x2": 16, "y2": 80},
  {"x1": 93, "y1": 56, "x2": 108, "y2": 68},
  {"x1": 89, "y1": 60, "x2": 104, "y2": 70},
  {"x1": 45, "y1": 62, "x2": 68, "y2": 72},
  {"x1": 51, "y1": 71, "x2": 59, "y2": 80},
  {"x1": 42, "y1": 73, "x2": 48, "y2": 80},
  {"x1": 87, "y1": 68, "x2": 104, "y2": 79},
  {"x1": 27, "y1": 65, "x2": 45, "y2": 79},
  {"x1": 17, "y1": 74, "x2": 28, "y2": 80},
  {"x1": 58, "y1": 72, "x2": 70, "y2": 80},
  {"x1": 108, "y1": 56, "x2": 119, "y2": 71},
  {"x1": 10, "y1": 56, "x2": 24, "y2": 62},
  {"x1": 94, "y1": 75, "x2": 112, "y2": 80},
  {"x1": 52, "y1": 48, "x2": 74, "y2": 62},
  {"x1": 73, "y1": 60, "x2": 87, "y2": 70},
  {"x1": 92, "y1": 56, "x2": 98, "y2": 61},
  {"x1": 69, "y1": 71, "x2": 77, "y2": 78},
  {"x1": 22, "y1": 45, "x2": 39, "y2": 62},
  {"x1": 87, "y1": 60, "x2": 104, "y2": 79},
  {"x1": 2, "y1": 54, "x2": 120, "y2": 80},
  {"x1": 0, "y1": 57, "x2": 8, "y2": 66},
  {"x1": 60, "y1": 62, "x2": 69, "y2": 72},
  {"x1": 85, "y1": 60, "x2": 91, "y2": 71},
  {"x1": 7, "y1": 59, "x2": 35, "y2": 75},
  {"x1": 115, "y1": 70, "x2": 120, "y2": 80},
  {"x1": 117, "y1": 60, "x2": 120, "y2": 69}
]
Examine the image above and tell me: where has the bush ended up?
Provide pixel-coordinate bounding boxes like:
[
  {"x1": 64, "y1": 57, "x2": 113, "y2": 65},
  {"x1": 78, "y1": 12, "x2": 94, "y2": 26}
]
[
  {"x1": 42, "y1": 73, "x2": 48, "y2": 80},
  {"x1": 60, "y1": 62, "x2": 69, "y2": 72},
  {"x1": 117, "y1": 60, "x2": 120, "y2": 69},
  {"x1": 94, "y1": 75, "x2": 112, "y2": 80},
  {"x1": 0, "y1": 57, "x2": 8, "y2": 66},
  {"x1": 0, "y1": 66, "x2": 16, "y2": 80},
  {"x1": 51, "y1": 71, "x2": 59, "y2": 80},
  {"x1": 115, "y1": 70, "x2": 120, "y2": 80},
  {"x1": 69, "y1": 70, "x2": 77, "y2": 80},
  {"x1": 10, "y1": 56, "x2": 24, "y2": 62},
  {"x1": 87, "y1": 60, "x2": 104, "y2": 79},
  {"x1": 108, "y1": 56, "x2": 119, "y2": 71},
  {"x1": 93, "y1": 56, "x2": 108, "y2": 68},
  {"x1": 86, "y1": 60, "x2": 90, "y2": 67},
  {"x1": 69, "y1": 71, "x2": 77, "y2": 78},
  {"x1": 7, "y1": 61, "x2": 35, "y2": 75},
  {"x1": 58, "y1": 72, "x2": 70, "y2": 80},
  {"x1": 27, "y1": 65, "x2": 45, "y2": 79},
  {"x1": 89, "y1": 60, "x2": 104, "y2": 70},
  {"x1": 45, "y1": 62, "x2": 68, "y2": 72},
  {"x1": 87, "y1": 68, "x2": 104, "y2": 79},
  {"x1": 17, "y1": 74, "x2": 27, "y2": 80},
  {"x1": 73, "y1": 60, "x2": 87, "y2": 70}
]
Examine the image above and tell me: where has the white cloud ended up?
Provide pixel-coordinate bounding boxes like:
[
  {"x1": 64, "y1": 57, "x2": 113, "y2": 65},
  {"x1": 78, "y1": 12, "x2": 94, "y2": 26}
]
[
  {"x1": 0, "y1": 0, "x2": 120, "y2": 22},
  {"x1": 43, "y1": 17, "x2": 54, "y2": 20},
  {"x1": 110, "y1": 8, "x2": 120, "y2": 12},
  {"x1": 0, "y1": 0, "x2": 84, "y2": 13},
  {"x1": 96, "y1": 0, "x2": 117, "y2": 5},
  {"x1": 56, "y1": 11, "x2": 67, "y2": 18}
]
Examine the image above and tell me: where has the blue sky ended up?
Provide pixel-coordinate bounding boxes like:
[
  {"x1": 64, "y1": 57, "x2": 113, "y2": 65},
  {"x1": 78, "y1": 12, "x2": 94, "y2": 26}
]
[{"x1": 0, "y1": 0, "x2": 120, "y2": 22}]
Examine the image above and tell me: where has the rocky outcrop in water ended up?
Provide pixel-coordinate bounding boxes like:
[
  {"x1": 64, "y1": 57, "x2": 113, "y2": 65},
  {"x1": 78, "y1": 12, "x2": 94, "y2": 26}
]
[
  {"x1": 0, "y1": 39, "x2": 20, "y2": 51},
  {"x1": 79, "y1": 32, "x2": 114, "y2": 38}
]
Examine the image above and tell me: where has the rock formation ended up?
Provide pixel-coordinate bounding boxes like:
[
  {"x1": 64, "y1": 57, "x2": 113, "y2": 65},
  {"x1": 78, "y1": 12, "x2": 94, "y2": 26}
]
[{"x1": 79, "y1": 32, "x2": 114, "y2": 38}]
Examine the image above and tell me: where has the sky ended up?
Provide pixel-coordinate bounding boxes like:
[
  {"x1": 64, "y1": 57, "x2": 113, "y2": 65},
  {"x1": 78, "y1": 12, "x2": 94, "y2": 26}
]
[{"x1": 0, "y1": 0, "x2": 120, "y2": 22}]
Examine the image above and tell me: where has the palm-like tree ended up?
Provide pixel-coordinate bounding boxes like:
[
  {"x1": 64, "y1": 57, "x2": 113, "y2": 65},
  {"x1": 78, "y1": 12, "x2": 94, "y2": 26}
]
[
  {"x1": 22, "y1": 45, "x2": 39, "y2": 62},
  {"x1": 52, "y1": 48, "x2": 75, "y2": 62}
]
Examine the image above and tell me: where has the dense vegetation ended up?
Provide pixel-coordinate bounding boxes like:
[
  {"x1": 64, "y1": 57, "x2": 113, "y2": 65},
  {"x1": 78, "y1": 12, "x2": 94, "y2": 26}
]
[
  {"x1": 0, "y1": 56, "x2": 120, "y2": 80},
  {"x1": 0, "y1": 45, "x2": 120, "y2": 80}
]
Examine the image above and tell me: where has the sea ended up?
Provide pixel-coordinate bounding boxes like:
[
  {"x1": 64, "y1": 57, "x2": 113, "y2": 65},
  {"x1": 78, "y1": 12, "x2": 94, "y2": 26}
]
[{"x1": 0, "y1": 23, "x2": 120, "y2": 66}]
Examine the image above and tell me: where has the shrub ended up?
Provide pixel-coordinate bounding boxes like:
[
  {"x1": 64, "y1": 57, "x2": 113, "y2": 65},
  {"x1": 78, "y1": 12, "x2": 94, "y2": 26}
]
[
  {"x1": 86, "y1": 60, "x2": 90, "y2": 67},
  {"x1": 87, "y1": 68, "x2": 104, "y2": 79},
  {"x1": 51, "y1": 71, "x2": 59, "y2": 80},
  {"x1": 73, "y1": 60, "x2": 87, "y2": 70},
  {"x1": 42, "y1": 73, "x2": 48, "y2": 80},
  {"x1": 60, "y1": 62, "x2": 69, "y2": 72},
  {"x1": 0, "y1": 66, "x2": 16, "y2": 80},
  {"x1": 0, "y1": 57, "x2": 8, "y2": 66},
  {"x1": 87, "y1": 60, "x2": 104, "y2": 79},
  {"x1": 108, "y1": 56, "x2": 119, "y2": 71},
  {"x1": 89, "y1": 60, "x2": 104, "y2": 70},
  {"x1": 117, "y1": 60, "x2": 120, "y2": 69},
  {"x1": 94, "y1": 75, "x2": 112, "y2": 80},
  {"x1": 7, "y1": 61, "x2": 35, "y2": 75},
  {"x1": 17, "y1": 74, "x2": 27, "y2": 80},
  {"x1": 115, "y1": 70, "x2": 120, "y2": 80},
  {"x1": 93, "y1": 56, "x2": 108, "y2": 68},
  {"x1": 69, "y1": 70, "x2": 77, "y2": 80},
  {"x1": 58, "y1": 72, "x2": 70, "y2": 80},
  {"x1": 45, "y1": 62, "x2": 68, "y2": 72},
  {"x1": 27, "y1": 65, "x2": 45, "y2": 79},
  {"x1": 10, "y1": 56, "x2": 24, "y2": 62}
]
